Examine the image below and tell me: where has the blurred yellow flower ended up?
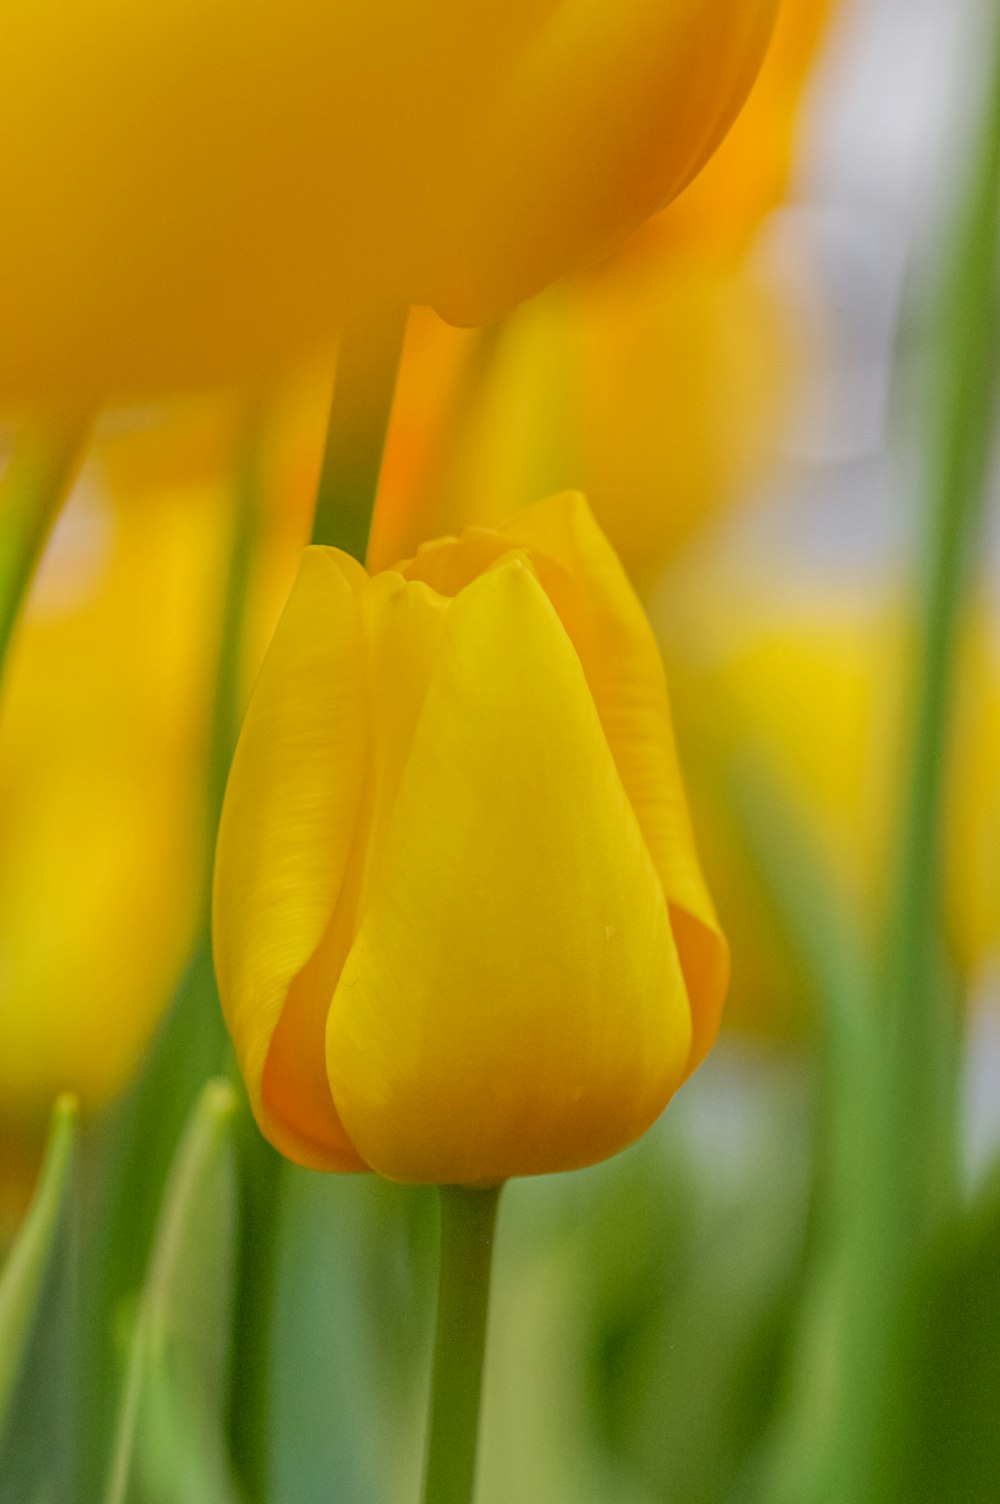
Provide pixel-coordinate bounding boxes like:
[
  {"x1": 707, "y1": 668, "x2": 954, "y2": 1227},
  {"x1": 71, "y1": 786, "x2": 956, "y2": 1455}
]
[
  {"x1": 371, "y1": 0, "x2": 833, "y2": 586},
  {"x1": 0, "y1": 0, "x2": 776, "y2": 402},
  {"x1": 372, "y1": 266, "x2": 791, "y2": 587},
  {"x1": 214, "y1": 494, "x2": 727, "y2": 1184},
  {"x1": 662, "y1": 564, "x2": 1000, "y2": 1033},
  {"x1": 0, "y1": 481, "x2": 217, "y2": 1139}
]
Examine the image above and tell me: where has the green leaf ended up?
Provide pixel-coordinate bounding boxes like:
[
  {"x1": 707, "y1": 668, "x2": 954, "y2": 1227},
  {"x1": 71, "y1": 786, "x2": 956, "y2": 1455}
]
[
  {"x1": 270, "y1": 1171, "x2": 416, "y2": 1504},
  {"x1": 80, "y1": 939, "x2": 232, "y2": 1499},
  {"x1": 0, "y1": 1094, "x2": 79, "y2": 1504},
  {"x1": 724, "y1": 759, "x2": 900, "y2": 1504},
  {"x1": 874, "y1": 1157, "x2": 1000, "y2": 1504},
  {"x1": 105, "y1": 1078, "x2": 242, "y2": 1504}
]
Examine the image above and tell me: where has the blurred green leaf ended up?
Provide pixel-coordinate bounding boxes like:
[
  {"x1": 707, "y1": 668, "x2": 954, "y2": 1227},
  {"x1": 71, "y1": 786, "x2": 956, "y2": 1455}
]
[
  {"x1": 881, "y1": 0, "x2": 1000, "y2": 1249},
  {"x1": 725, "y1": 756, "x2": 895, "y2": 1504},
  {"x1": 578, "y1": 1102, "x2": 811, "y2": 1504},
  {"x1": 105, "y1": 1078, "x2": 241, "y2": 1504},
  {"x1": 270, "y1": 1172, "x2": 434, "y2": 1504},
  {"x1": 81, "y1": 941, "x2": 232, "y2": 1498},
  {"x1": 0, "y1": 1095, "x2": 78, "y2": 1504},
  {"x1": 874, "y1": 1156, "x2": 1000, "y2": 1504}
]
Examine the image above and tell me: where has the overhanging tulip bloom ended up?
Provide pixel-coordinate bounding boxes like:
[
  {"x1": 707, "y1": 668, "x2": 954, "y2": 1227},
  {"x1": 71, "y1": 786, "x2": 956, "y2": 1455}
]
[
  {"x1": 0, "y1": 1, "x2": 776, "y2": 400},
  {"x1": 214, "y1": 494, "x2": 727, "y2": 1184}
]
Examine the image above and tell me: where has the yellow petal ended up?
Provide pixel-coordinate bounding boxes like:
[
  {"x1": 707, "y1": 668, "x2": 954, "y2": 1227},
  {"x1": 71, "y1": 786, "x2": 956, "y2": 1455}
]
[
  {"x1": 326, "y1": 556, "x2": 691, "y2": 1184},
  {"x1": 354, "y1": 571, "x2": 452, "y2": 907},
  {"x1": 0, "y1": 1, "x2": 775, "y2": 398},
  {"x1": 213, "y1": 547, "x2": 368, "y2": 1170},
  {"x1": 496, "y1": 493, "x2": 728, "y2": 1068}
]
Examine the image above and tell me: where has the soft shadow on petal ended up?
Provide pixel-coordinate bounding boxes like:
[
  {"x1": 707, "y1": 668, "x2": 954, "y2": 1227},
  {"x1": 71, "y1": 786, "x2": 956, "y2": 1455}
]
[{"x1": 326, "y1": 556, "x2": 691, "y2": 1184}]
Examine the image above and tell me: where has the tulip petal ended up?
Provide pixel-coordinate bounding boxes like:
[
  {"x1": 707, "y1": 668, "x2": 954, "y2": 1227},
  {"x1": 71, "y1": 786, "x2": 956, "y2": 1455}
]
[
  {"x1": 433, "y1": 0, "x2": 779, "y2": 321},
  {"x1": 213, "y1": 547, "x2": 368, "y2": 1171},
  {"x1": 326, "y1": 556, "x2": 691, "y2": 1185},
  {"x1": 497, "y1": 493, "x2": 729, "y2": 1068}
]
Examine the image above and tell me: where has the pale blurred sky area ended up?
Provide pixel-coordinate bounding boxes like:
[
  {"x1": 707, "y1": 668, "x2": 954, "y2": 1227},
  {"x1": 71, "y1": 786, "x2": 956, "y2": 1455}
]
[{"x1": 737, "y1": 0, "x2": 998, "y2": 570}]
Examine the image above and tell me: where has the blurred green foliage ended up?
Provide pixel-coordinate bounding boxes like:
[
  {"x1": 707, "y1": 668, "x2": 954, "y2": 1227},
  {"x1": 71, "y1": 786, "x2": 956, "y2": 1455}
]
[
  {"x1": 106, "y1": 1078, "x2": 241, "y2": 1504},
  {"x1": 0, "y1": 1096, "x2": 77, "y2": 1504}
]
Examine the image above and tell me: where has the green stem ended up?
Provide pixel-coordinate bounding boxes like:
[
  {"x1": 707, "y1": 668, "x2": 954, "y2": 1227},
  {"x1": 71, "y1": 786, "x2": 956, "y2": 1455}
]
[
  {"x1": 884, "y1": 16, "x2": 1000, "y2": 1241},
  {"x1": 311, "y1": 304, "x2": 409, "y2": 558},
  {"x1": 206, "y1": 401, "x2": 271, "y2": 849},
  {"x1": 422, "y1": 1185, "x2": 502, "y2": 1504},
  {"x1": 0, "y1": 414, "x2": 92, "y2": 682}
]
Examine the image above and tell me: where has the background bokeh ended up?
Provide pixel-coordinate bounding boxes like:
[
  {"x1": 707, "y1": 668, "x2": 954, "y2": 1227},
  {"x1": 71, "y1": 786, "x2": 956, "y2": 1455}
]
[{"x1": 1, "y1": 1, "x2": 998, "y2": 1501}]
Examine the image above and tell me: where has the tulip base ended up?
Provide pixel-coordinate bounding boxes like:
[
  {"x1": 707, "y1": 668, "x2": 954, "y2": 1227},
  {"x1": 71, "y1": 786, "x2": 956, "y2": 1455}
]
[{"x1": 422, "y1": 1184, "x2": 502, "y2": 1504}]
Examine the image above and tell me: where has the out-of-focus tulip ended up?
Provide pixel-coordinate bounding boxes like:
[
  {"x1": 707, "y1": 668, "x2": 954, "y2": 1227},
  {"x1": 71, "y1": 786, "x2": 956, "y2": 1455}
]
[
  {"x1": 0, "y1": 480, "x2": 217, "y2": 1140},
  {"x1": 661, "y1": 562, "x2": 1000, "y2": 1034},
  {"x1": 372, "y1": 0, "x2": 833, "y2": 586},
  {"x1": 371, "y1": 266, "x2": 791, "y2": 586},
  {"x1": 214, "y1": 494, "x2": 727, "y2": 1184},
  {"x1": 0, "y1": 1, "x2": 776, "y2": 402}
]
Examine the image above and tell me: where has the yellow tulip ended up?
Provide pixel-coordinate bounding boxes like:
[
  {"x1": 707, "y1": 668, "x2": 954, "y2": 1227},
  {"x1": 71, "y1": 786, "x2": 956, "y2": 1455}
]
[
  {"x1": 214, "y1": 494, "x2": 727, "y2": 1184},
  {"x1": 0, "y1": 1, "x2": 776, "y2": 401}
]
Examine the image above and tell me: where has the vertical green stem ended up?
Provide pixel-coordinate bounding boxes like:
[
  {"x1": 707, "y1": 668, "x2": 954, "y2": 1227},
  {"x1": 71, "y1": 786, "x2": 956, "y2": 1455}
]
[
  {"x1": 206, "y1": 401, "x2": 271, "y2": 849},
  {"x1": 0, "y1": 414, "x2": 92, "y2": 683},
  {"x1": 311, "y1": 304, "x2": 409, "y2": 558},
  {"x1": 422, "y1": 1185, "x2": 502, "y2": 1504},
  {"x1": 884, "y1": 16, "x2": 1000, "y2": 1241}
]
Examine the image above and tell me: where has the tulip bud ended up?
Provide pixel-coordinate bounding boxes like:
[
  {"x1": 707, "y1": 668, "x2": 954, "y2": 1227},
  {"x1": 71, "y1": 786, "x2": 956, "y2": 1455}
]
[
  {"x1": 0, "y1": 1, "x2": 776, "y2": 401},
  {"x1": 213, "y1": 494, "x2": 727, "y2": 1184}
]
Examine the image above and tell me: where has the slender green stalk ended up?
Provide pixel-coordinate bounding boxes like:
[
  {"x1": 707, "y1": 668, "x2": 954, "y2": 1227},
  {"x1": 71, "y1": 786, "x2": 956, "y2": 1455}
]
[
  {"x1": 0, "y1": 414, "x2": 92, "y2": 683},
  {"x1": 884, "y1": 14, "x2": 1000, "y2": 1242},
  {"x1": 422, "y1": 1185, "x2": 502, "y2": 1504},
  {"x1": 206, "y1": 401, "x2": 271, "y2": 848},
  {"x1": 311, "y1": 304, "x2": 409, "y2": 557}
]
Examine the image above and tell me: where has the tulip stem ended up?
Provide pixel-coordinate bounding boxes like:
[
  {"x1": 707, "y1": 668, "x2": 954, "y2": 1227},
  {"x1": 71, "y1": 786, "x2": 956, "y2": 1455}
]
[
  {"x1": 311, "y1": 303, "x2": 409, "y2": 561},
  {"x1": 0, "y1": 413, "x2": 92, "y2": 689},
  {"x1": 422, "y1": 1184, "x2": 502, "y2": 1504},
  {"x1": 207, "y1": 401, "x2": 272, "y2": 843}
]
